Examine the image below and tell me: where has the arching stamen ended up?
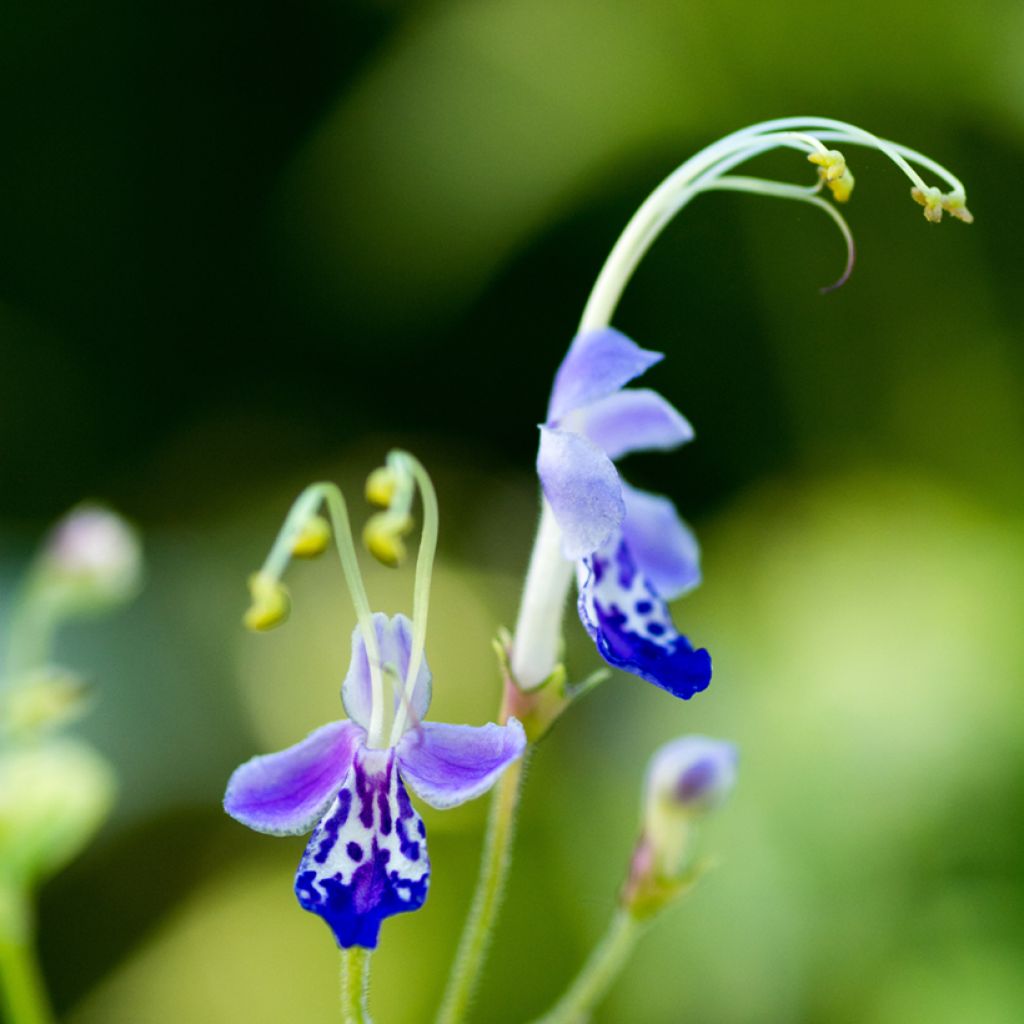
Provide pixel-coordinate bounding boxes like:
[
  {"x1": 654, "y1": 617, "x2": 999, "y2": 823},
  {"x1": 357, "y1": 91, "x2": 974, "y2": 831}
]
[
  {"x1": 248, "y1": 482, "x2": 387, "y2": 748},
  {"x1": 384, "y1": 452, "x2": 438, "y2": 746},
  {"x1": 703, "y1": 176, "x2": 856, "y2": 293},
  {"x1": 578, "y1": 118, "x2": 970, "y2": 334}
]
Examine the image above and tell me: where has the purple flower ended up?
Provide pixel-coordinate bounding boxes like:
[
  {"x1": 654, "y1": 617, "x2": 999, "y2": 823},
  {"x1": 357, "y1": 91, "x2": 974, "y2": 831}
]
[
  {"x1": 224, "y1": 613, "x2": 526, "y2": 949},
  {"x1": 537, "y1": 327, "x2": 711, "y2": 699}
]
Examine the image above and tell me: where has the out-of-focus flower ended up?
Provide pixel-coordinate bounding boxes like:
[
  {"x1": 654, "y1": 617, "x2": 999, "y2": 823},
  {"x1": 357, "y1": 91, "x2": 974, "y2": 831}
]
[
  {"x1": 622, "y1": 735, "x2": 737, "y2": 918},
  {"x1": 36, "y1": 504, "x2": 142, "y2": 615},
  {"x1": 535, "y1": 327, "x2": 711, "y2": 700},
  {"x1": 224, "y1": 613, "x2": 526, "y2": 949}
]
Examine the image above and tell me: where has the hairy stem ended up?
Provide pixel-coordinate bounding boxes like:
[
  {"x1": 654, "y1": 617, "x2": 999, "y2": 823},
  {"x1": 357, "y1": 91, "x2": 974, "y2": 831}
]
[
  {"x1": 340, "y1": 947, "x2": 373, "y2": 1024},
  {"x1": 0, "y1": 891, "x2": 55, "y2": 1024},
  {"x1": 435, "y1": 754, "x2": 527, "y2": 1024},
  {"x1": 529, "y1": 909, "x2": 646, "y2": 1024}
]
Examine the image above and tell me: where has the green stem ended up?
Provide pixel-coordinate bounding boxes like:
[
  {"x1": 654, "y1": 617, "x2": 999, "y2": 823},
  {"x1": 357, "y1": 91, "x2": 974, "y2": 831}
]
[
  {"x1": 435, "y1": 754, "x2": 527, "y2": 1024},
  {"x1": 0, "y1": 891, "x2": 55, "y2": 1024},
  {"x1": 339, "y1": 947, "x2": 373, "y2": 1024},
  {"x1": 529, "y1": 909, "x2": 646, "y2": 1024}
]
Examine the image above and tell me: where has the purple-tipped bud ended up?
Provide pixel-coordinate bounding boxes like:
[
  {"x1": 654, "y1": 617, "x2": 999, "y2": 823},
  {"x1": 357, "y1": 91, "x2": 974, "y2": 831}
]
[
  {"x1": 646, "y1": 735, "x2": 738, "y2": 817},
  {"x1": 622, "y1": 735, "x2": 737, "y2": 917}
]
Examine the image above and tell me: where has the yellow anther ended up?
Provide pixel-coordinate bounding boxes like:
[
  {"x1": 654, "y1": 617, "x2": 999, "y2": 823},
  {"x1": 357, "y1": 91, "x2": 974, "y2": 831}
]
[
  {"x1": 942, "y1": 192, "x2": 974, "y2": 224},
  {"x1": 363, "y1": 513, "x2": 413, "y2": 568},
  {"x1": 827, "y1": 167, "x2": 855, "y2": 203},
  {"x1": 807, "y1": 148, "x2": 848, "y2": 182},
  {"x1": 911, "y1": 185, "x2": 945, "y2": 223},
  {"x1": 244, "y1": 572, "x2": 291, "y2": 631},
  {"x1": 366, "y1": 468, "x2": 398, "y2": 508},
  {"x1": 291, "y1": 514, "x2": 331, "y2": 558}
]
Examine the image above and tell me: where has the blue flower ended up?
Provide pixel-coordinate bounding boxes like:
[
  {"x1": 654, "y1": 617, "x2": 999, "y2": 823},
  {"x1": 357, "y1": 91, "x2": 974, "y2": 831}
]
[
  {"x1": 224, "y1": 613, "x2": 526, "y2": 949},
  {"x1": 537, "y1": 327, "x2": 711, "y2": 699}
]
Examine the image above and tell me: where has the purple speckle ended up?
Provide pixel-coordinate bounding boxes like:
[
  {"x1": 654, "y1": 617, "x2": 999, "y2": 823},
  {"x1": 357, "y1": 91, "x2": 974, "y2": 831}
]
[
  {"x1": 676, "y1": 758, "x2": 718, "y2": 803},
  {"x1": 647, "y1": 622, "x2": 666, "y2": 637},
  {"x1": 614, "y1": 541, "x2": 635, "y2": 588},
  {"x1": 635, "y1": 599, "x2": 653, "y2": 614},
  {"x1": 346, "y1": 841, "x2": 364, "y2": 862},
  {"x1": 377, "y1": 789, "x2": 392, "y2": 836}
]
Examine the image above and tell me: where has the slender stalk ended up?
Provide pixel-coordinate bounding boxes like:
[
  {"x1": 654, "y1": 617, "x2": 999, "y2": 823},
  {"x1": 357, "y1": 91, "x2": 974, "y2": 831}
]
[
  {"x1": 529, "y1": 909, "x2": 646, "y2": 1024},
  {"x1": 510, "y1": 502, "x2": 574, "y2": 690},
  {"x1": 0, "y1": 892, "x2": 55, "y2": 1024},
  {"x1": 340, "y1": 947, "x2": 373, "y2": 1024},
  {"x1": 435, "y1": 754, "x2": 527, "y2": 1024}
]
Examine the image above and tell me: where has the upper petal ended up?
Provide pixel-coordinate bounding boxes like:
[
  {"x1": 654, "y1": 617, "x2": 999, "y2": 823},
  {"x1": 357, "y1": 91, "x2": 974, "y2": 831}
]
[
  {"x1": 621, "y1": 482, "x2": 701, "y2": 601},
  {"x1": 295, "y1": 746, "x2": 430, "y2": 949},
  {"x1": 547, "y1": 328, "x2": 663, "y2": 422},
  {"x1": 577, "y1": 388, "x2": 694, "y2": 461},
  {"x1": 223, "y1": 720, "x2": 364, "y2": 836},
  {"x1": 577, "y1": 535, "x2": 711, "y2": 700},
  {"x1": 537, "y1": 426, "x2": 625, "y2": 560},
  {"x1": 341, "y1": 613, "x2": 432, "y2": 731},
  {"x1": 396, "y1": 719, "x2": 527, "y2": 810}
]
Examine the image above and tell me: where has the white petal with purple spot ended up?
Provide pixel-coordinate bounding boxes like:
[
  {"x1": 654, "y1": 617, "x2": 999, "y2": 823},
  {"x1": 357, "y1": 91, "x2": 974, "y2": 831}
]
[
  {"x1": 577, "y1": 535, "x2": 711, "y2": 700},
  {"x1": 294, "y1": 746, "x2": 429, "y2": 949}
]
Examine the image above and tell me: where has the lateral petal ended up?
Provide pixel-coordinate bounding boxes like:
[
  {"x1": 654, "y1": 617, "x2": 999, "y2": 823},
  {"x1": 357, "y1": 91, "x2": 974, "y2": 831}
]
[
  {"x1": 223, "y1": 720, "x2": 364, "y2": 836},
  {"x1": 621, "y1": 482, "x2": 701, "y2": 601},
  {"x1": 577, "y1": 388, "x2": 694, "y2": 461},
  {"x1": 547, "y1": 328, "x2": 663, "y2": 422},
  {"x1": 396, "y1": 719, "x2": 527, "y2": 810}
]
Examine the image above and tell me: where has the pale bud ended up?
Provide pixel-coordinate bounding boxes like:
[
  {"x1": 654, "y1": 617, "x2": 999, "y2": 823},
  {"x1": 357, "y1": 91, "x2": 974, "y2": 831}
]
[{"x1": 38, "y1": 505, "x2": 142, "y2": 612}]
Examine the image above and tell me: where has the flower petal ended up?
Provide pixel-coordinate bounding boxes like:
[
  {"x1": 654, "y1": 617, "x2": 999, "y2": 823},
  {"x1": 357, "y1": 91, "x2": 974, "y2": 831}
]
[
  {"x1": 577, "y1": 388, "x2": 694, "y2": 461},
  {"x1": 537, "y1": 426, "x2": 625, "y2": 560},
  {"x1": 224, "y1": 721, "x2": 364, "y2": 836},
  {"x1": 295, "y1": 747, "x2": 430, "y2": 949},
  {"x1": 396, "y1": 719, "x2": 527, "y2": 810},
  {"x1": 577, "y1": 535, "x2": 711, "y2": 700},
  {"x1": 341, "y1": 613, "x2": 432, "y2": 731},
  {"x1": 547, "y1": 328, "x2": 663, "y2": 423},
  {"x1": 621, "y1": 482, "x2": 701, "y2": 601}
]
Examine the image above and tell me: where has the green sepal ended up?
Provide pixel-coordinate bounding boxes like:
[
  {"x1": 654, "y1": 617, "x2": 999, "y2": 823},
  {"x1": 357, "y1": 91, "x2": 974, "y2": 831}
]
[
  {"x1": 493, "y1": 629, "x2": 610, "y2": 743},
  {"x1": 622, "y1": 857, "x2": 714, "y2": 921},
  {"x1": 1, "y1": 667, "x2": 92, "y2": 739}
]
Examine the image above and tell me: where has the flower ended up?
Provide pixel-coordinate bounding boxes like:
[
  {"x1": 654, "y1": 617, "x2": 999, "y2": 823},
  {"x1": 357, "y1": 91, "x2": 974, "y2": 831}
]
[
  {"x1": 40, "y1": 505, "x2": 141, "y2": 604},
  {"x1": 536, "y1": 327, "x2": 711, "y2": 700},
  {"x1": 224, "y1": 613, "x2": 526, "y2": 949},
  {"x1": 622, "y1": 734, "x2": 738, "y2": 917}
]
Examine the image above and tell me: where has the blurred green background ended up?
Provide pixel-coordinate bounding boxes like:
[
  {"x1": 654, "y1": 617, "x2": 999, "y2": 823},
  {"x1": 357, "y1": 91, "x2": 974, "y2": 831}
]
[{"x1": 2, "y1": 0, "x2": 1023, "y2": 1020}]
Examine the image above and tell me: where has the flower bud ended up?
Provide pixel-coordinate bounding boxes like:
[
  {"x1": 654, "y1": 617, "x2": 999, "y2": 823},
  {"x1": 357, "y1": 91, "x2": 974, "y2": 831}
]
[
  {"x1": 622, "y1": 735, "x2": 737, "y2": 918},
  {"x1": 291, "y1": 514, "x2": 331, "y2": 558},
  {"x1": 38, "y1": 505, "x2": 142, "y2": 613}
]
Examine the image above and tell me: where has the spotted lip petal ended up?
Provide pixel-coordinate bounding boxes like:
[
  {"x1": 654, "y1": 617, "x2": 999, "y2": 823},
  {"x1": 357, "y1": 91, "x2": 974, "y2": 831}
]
[
  {"x1": 223, "y1": 720, "x2": 364, "y2": 836},
  {"x1": 396, "y1": 719, "x2": 527, "y2": 810},
  {"x1": 295, "y1": 746, "x2": 429, "y2": 949},
  {"x1": 577, "y1": 536, "x2": 711, "y2": 700},
  {"x1": 547, "y1": 327, "x2": 664, "y2": 423},
  {"x1": 341, "y1": 613, "x2": 432, "y2": 733}
]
